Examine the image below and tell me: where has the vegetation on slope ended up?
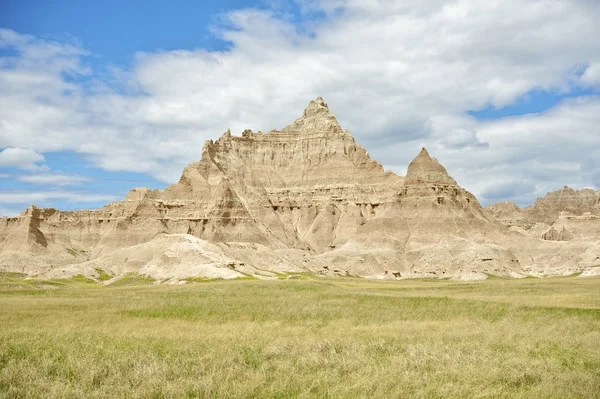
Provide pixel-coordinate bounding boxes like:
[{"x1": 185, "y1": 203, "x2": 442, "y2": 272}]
[{"x1": 0, "y1": 277, "x2": 599, "y2": 398}]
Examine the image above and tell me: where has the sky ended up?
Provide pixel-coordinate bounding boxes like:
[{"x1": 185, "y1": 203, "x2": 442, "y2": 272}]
[{"x1": 1, "y1": 0, "x2": 600, "y2": 216}]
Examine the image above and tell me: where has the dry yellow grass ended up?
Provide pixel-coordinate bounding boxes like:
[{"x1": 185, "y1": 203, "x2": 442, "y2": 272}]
[{"x1": 1, "y1": 275, "x2": 599, "y2": 398}]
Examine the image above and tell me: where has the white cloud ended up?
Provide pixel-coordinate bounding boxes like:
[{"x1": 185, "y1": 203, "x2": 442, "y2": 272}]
[
  {"x1": 0, "y1": 148, "x2": 46, "y2": 170},
  {"x1": 433, "y1": 96, "x2": 600, "y2": 204},
  {"x1": 0, "y1": 173, "x2": 9, "y2": 178},
  {"x1": 581, "y1": 63, "x2": 600, "y2": 87},
  {"x1": 17, "y1": 173, "x2": 90, "y2": 186},
  {"x1": 0, "y1": 1, "x2": 599, "y2": 206},
  {"x1": 0, "y1": 191, "x2": 118, "y2": 204}
]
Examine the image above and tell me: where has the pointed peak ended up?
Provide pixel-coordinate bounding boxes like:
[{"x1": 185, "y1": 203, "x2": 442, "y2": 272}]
[
  {"x1": 405, "y1": 148, "x2": 457, "y2": 186},
  {"x1": 282, "y1": 97, "x2": 343, "y2": 135},
  {"x1": 411, "y1": 148, "x2": 436, "y2": 166},
  {"x1": 302, "y1": 96, "x2": 332, "y2": 118},
  {"x1": 124, "y1": 187, "x2": 151, "y2": 202},
  {"x1": 308, "y1": 96, "x2": 328, "y2": 110},
  {"x1": 486, "y1": 200, "x2": 521, "y2": 211},
  {"x1": 20, "y1": 205, "x2": 38, "y2": 217}
]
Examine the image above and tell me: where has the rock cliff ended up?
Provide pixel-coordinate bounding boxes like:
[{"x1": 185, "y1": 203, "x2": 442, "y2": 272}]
[
  {"x1": 524, "y1": 186, "x2": 600, "y2": 223},
  {"x1": 1, "y1": 98, "x2": 598, "y2": 282},
  {"x1": 487, "y1": 186, "x2": 600, "y2": 276}
]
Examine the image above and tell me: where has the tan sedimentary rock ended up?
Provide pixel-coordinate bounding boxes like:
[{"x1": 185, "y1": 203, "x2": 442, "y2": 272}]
[
  {"x1": 485, "y1": 201, "x2": 523, "y2": 222},
  {"x1": 541, "y1": 225, "x2": 573, "y2": 241},
  {"x1": 524, "y1": 186, "x2": 600, "y2": 223},
  {"x1": 404, "y1": 148, "x2": 458, "y2": 186},
  {"x1": 0, "y1": 97, "x2": 597, "y2": 281},
  {"x1": 488, "y1": 187, "x2": 600, "y2": 276}
]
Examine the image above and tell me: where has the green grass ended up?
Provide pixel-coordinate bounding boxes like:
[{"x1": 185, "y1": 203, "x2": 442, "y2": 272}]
[
  {"x1": 65, "y1": 247, "x2": 88, "y2": 257},
  {"x1": 184, "y1": 275, "x2": 256, "y2": 284},
  {"x1": 94, "y1": 268, "x2": 112, "y2": 282},
  {"x1": 107, "y1": 272, "x2": 156, "y2": 287},
  {"x1": 1, "y1": 276, "x2": 599, "y2": 398},
  {"x1": 0, "y1": 272, "x2": 97, "y2": 291},
  {"x1": 183, "y1": 276, "x2": 223, "y2": 283},
  {"x1": 274, "y1": 271, "x2": 314, "y2": 280},
  {"x1": 0, "y1": 271, "x2": 27, "y2": 279},
  {"x1": 70, "y1": 274, "x2": 96, "y2": 284}
]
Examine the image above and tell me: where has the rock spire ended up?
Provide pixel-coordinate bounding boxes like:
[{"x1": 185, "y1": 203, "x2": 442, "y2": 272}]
[
  {"x1": 405, "y1": 147, "x2": 457, "y2": 186},
  {"x1": 282, "y1": 97, "x2": 343, "y2": 134}
]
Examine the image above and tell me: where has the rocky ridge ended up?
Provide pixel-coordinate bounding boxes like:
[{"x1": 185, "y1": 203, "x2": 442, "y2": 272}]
[
  {"x1": 486, "y1": 186, "x2": 600, "y2": 277},
  {"x1": 1, "y1": 97, "x2": 599, "y2": 282}
]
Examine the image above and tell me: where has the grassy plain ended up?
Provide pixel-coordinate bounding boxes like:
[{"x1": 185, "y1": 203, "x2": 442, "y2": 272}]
[{"x1": 1, "y1": 275, "x2": 599, "y2": 398}]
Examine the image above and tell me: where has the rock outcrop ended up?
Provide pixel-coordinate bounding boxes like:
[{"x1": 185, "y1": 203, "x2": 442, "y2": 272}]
[
  {"x1": 541, "y1": 226, "x2": 573, "y2": 241},
  {"x1": 485, "y1": 201, "x2": 523, "y2": 222},
  {"x1": 524, "y1": 186, "x2": 600, "y2": 223},
  {"x1": 487, "y1": 186, "x2": 600, "y2": 276},
  {"x1": 404, "y1": 148, "x2": 458, "y2": 186},
  {"x1": 0, "y1": 97, "x2": 597, "y2": 281}
]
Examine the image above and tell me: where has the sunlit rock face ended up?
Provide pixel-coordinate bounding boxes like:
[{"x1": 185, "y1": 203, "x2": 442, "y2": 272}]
[
  {"x1": 524, "y1": 186, "x2": 600, "y2": 223},
  {"x1": 487, "y1": 186, "x2": 600, "y2": 277},
  {"x1": 2, "y1": 98, "x2": 598, "y2": 281}
]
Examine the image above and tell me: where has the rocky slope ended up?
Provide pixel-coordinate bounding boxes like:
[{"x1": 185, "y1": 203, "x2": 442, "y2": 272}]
[
  {"x1": 526, "y1": 187, "x2": 600, "y2": 222},
  {"x1": 486, "y1": 186, "x2": 600, "y2": 236},
  {"x1": 485, "y1": 201, "x2": 523, "y2": 223},
  {"x1": 486, "y1": 186, "x2": 600, "y2": 277},
  {"x1": 1, "y1": 97, "x2": 598, "y2": 281}
]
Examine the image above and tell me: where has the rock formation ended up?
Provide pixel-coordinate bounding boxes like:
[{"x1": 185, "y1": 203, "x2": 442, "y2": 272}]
[
  {"x1": 485, "y1": 201, "x2": 523, "y2": 223},
  {"x1": 487, "y1": 186, "x2": 600, "y2": 276},
  {"x1": 523, "y1": 186, "x2": 600, "y2": 224},
  {"x1": 1, "y1": 97, "x2": 599, "y2": 282},
  {"x1": 404, "y1": 148, "x2": 457, "y2": 186},
  {"x1": 541, "y1": 225, "x2": 573, "y2": 241}
]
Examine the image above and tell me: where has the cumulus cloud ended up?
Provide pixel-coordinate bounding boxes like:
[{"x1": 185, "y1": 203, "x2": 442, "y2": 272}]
[
  {"x1": 437, "y1": 96, "x2": 600, "y2": 204},
  {"x1": 0, "y1": 148, "x2": 46, "y2": 170},
  {"x1": 0, "y1": 1, "x2": 600, "y2": 207},
  {"x1": 17, "y1": 173, "x2": 90, "y2": 186},
  {"x1": 479, "y1": 180, "x2": 538, "y2": 207},
  {"x1": 580, "y1": 63, "x2": 600, "y2": 88},
  {"x1": 0, "y1": 191, "x2": 118, "y2": 204}
]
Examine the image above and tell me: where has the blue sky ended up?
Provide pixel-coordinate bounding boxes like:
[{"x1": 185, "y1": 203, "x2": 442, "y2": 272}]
[
  {"x1": 0, "y1": 0, "x2": 264, "y2": 212},
  {"x1": 1, "y1": 0, "x2": 600, "y2": 215},
  {"x1": 0, "y1": 0, "x2": 321, "y2": 61},
  {"x1": 2, "y1": 0, "x2": 255, "y2": 56}
]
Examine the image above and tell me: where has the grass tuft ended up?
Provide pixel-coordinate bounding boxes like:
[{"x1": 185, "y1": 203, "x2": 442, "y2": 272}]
[
  {"x1": 183, "y1": 277, "x2": 223, "y2": 283},
  {"x1": 107, "y1": 273, "x2": 156, "y2": 287},
  {"x1": 94, "y1": 268, "x2": 112, "y2": 282}
]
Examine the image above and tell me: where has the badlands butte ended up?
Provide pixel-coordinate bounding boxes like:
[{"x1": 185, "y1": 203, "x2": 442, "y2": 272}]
[{"x1": 1, "y1": 97, "x2": 600, "y2": 282}]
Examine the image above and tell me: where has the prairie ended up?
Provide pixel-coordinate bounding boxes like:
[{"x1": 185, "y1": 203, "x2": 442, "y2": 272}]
[{"x1": 1, "y1": 274, "x2": 599, "y2": 398}]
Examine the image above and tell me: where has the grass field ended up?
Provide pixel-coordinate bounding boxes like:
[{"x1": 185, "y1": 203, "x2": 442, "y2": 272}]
[{"x1": 1, "y1": 275, "x2": 599, "y2": 398}]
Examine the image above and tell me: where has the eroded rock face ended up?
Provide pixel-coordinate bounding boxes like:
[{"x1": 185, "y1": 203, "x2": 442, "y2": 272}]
[
  {"x1": 485, "y1": 201, "x2": 522, "y2": 222},
  {"x1": 0, "y1": 98, "x2": 405, "y2": 278},
  {"x1": 487, "y1": 186, "x2": 600, "y2": 276},
  {"x1": 542, "y1": 226, "x2": 573, "y2": 241},
  {"x1": 525, "y1": 186, "x2": 600, "y2": 223},
  {"x1": 0, "y1": 97, "x2": 596, "y2": 281},
  {"x1": 159, "y1": 97, "x2": 403, "y2": 254},
  {"x1": 405, "y1": 148, "x2": 458, "y2": 186}
]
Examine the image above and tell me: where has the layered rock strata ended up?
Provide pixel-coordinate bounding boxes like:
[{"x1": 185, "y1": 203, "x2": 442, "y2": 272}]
[
  {"x1": 1, "y1": 97, "x2": 597, "y2": 281},
  {"x1": 486, "y1": 186, "x2": 600, "y2": 276}
]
